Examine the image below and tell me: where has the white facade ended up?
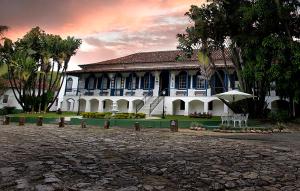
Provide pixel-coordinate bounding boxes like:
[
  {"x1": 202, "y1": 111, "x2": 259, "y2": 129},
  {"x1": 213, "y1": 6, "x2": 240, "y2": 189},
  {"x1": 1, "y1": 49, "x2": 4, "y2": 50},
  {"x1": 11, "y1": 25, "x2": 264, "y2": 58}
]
[{"x1": 61, "y1": 71, "x2": 281, "y2": 116}]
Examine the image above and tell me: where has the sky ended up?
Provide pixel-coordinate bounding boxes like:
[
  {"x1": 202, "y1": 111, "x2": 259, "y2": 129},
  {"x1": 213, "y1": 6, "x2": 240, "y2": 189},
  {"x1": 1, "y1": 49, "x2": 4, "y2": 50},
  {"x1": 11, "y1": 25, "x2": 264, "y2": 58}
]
[{"x1": 0, "y1": 0, "x2": 205, "y2": 70}]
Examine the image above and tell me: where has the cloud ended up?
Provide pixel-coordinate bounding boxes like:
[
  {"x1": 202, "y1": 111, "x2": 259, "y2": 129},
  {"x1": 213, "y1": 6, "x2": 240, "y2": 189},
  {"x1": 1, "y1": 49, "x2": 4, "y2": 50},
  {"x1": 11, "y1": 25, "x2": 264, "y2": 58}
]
[{"x1": 1, "y1": 0, "x2": 206, "y2": 70}]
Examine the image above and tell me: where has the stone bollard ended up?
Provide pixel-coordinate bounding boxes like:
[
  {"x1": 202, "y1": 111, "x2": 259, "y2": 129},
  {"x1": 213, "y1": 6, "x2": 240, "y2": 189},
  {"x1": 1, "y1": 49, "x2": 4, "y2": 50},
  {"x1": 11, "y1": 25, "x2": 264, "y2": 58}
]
[
  {"x1": 81, "y1": 119, "x2": 87, "y2": 128},
  {"x1": 104, "y1": 120, "x2": 110, "y2": 129},
  {"x1": 36, "y1": 116, "x2": 43, "y2": 126},
  {"x1": 170, "y1": 120, "x2": 178, "y2": 132},
  {"x1": 19, "y1": 117, "x2": 25, "y2": 126},
  {"x1": 59, "y1": 117, "x2": 65, "y2": 127},
  {"x1": 3, "y1": 115, "x2": 10, "y2": 125},
  {"x1": 134, "y1": 122, "x2": 140, "y2": 131}
]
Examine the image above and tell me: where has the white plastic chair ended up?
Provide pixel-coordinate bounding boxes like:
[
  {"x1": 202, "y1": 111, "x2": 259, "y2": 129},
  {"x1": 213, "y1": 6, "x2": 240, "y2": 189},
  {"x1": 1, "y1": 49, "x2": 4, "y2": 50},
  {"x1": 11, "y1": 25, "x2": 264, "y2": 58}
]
[
  {"x1": 233, "y1": 114, "x2": 242, "y2": 128},
  {"x1": 242, "y1": 113, "x2": 249, "y2": 127},
  {"x1": 221, "y1": 115, "x2": 231, "y2": 126}
]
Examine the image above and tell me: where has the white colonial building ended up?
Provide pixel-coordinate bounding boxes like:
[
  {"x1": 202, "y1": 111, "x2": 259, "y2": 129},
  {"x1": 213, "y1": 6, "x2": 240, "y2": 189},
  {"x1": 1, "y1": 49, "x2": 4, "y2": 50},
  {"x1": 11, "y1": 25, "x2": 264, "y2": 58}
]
[{"x1": 62, "y1": 50, "x2": 281, "y2": 116}]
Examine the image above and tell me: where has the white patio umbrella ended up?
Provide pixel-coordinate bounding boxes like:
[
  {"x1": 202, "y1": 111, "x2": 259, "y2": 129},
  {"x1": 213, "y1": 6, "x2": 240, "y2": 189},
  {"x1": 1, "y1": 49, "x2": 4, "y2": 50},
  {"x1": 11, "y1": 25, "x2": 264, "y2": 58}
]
[{"x1": 216, "y1": 90, "x2": 253, "y2": 103}]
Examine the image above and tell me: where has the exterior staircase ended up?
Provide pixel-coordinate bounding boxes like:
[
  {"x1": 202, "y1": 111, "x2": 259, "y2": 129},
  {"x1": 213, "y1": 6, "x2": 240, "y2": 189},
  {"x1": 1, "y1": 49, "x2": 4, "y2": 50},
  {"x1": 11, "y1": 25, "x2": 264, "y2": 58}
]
[
  {"x1": 138, "y1": 96, "x2": 157, "y2": 116},
  {"x1": 138, "y1": 96, "x2": 164, "y2": 117}
]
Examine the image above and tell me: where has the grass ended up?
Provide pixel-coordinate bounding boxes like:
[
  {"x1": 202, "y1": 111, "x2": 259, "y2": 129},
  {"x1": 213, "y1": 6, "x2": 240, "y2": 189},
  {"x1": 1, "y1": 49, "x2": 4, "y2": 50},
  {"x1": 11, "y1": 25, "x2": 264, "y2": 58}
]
[
  {"x1": 10, "y1": 112, "x2": 77, "y2": 118},
  {"x1": 151, "y1": 115, "x2": 221, "y2": 121}
]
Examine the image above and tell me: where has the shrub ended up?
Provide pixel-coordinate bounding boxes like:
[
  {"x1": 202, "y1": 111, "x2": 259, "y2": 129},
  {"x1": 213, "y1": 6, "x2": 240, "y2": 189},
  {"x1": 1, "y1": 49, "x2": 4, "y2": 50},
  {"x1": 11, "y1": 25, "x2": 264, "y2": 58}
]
[
  {"x1": 136, "y1": 113, "x2": 146, "y2": 119},
  {"x1": 268, "y1": 110, "x2": 289, "y2": 123},
  {"x1": 81, "y1": 112, "x2": 145, "y2": 119},
  {"x1": 189, "y1": 112, "x2": 212, "y2": 119},
  {"x1": 0, "y1": 107, "x2": 22, "y2": 115}
]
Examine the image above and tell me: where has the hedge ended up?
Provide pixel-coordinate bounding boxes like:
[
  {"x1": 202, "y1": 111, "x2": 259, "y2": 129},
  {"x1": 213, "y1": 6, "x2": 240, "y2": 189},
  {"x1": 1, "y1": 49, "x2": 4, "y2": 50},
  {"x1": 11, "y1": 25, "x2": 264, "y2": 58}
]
[{"x1": 81, "y1": 112, "x2": 146, "y2": 119}]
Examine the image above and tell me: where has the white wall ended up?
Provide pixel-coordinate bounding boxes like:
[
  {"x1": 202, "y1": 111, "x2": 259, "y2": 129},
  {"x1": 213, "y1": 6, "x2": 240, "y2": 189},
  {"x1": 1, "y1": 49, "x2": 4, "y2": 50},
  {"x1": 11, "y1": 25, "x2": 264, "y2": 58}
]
[{"x1": 0, "y1": 89, "x2": 59, "y2": 111}]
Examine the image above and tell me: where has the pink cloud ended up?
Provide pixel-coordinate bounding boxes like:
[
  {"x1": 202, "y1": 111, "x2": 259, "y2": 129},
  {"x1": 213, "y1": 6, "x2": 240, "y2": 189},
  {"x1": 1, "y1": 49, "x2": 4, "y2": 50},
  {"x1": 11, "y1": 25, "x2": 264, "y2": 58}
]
[{"x1": 1, "y1": 0, "x2": 206, "y2": 70}]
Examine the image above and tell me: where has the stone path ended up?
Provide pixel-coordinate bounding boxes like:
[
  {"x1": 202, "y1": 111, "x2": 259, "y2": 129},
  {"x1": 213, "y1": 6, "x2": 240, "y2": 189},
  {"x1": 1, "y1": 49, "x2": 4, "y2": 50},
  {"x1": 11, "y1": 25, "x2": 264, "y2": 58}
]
[{"x1": 0, "y1": 125, "x2": 299, "y2": 191}]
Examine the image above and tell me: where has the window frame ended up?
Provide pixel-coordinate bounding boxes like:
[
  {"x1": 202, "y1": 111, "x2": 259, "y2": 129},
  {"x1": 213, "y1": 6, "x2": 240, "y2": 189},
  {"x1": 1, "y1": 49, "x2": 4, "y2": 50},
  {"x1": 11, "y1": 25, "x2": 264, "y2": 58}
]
[
  {"x1": 66, "y1": 78, "x2": 73, "y2": 91},
  {"x1": 128, "y1": 76, "x2": 137, "y2": 90},
  {"x1": 178, "y1": 74, "x2": 187, "y2": 89},
  {"x1": 196, "y1": 75, "x2": 205, "y2": 90},
  {"x1": 102, "y1": 77, "x2": 108, "y2": 90}
]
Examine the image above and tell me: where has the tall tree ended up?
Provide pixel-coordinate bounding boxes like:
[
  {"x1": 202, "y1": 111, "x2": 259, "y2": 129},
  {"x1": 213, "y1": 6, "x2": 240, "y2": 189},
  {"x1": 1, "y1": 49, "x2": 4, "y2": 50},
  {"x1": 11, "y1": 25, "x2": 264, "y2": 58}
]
[
  {"x1": 178, "y1": 0, "x2": 300, "y2": 117},
  {"x1": 0, "y1": 27, "x2": 81, "y2": 112},
  {"x1": 0, "y1": 25, "x2": 9, "y2": 97}
]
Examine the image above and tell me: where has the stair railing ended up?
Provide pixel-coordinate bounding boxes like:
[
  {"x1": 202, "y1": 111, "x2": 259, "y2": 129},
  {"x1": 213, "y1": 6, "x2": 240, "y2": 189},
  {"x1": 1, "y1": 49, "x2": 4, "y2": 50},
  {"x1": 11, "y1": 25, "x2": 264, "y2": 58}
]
[
  {"x1": 149, "y1": 90, "x2": 166, "y2": 115},
  {"x1": 135, "y1": 91, "x2": 152, "y2": 113}
]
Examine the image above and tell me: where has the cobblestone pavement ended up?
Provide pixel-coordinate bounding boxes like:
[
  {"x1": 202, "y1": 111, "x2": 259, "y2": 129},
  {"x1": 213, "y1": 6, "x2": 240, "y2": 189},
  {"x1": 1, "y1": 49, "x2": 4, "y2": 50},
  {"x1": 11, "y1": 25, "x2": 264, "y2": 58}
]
[{"x1": 0, "y1": 125, "x2": 299, "y2": 191}]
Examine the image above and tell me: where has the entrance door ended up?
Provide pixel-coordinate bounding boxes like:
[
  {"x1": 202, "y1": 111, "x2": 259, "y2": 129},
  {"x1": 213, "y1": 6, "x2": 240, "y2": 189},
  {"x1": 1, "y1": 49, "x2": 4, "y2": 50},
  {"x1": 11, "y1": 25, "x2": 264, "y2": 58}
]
[{"x1": 159, "y1": 71, "x2": 170, "y2": 96}]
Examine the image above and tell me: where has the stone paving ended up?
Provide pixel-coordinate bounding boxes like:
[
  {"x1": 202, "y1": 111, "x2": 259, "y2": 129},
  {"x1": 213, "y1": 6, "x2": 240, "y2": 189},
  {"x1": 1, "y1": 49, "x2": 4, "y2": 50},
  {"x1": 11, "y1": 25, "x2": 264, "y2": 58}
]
[{"x1": 0, "y1": 124, "x2": 299, "y2": 191}]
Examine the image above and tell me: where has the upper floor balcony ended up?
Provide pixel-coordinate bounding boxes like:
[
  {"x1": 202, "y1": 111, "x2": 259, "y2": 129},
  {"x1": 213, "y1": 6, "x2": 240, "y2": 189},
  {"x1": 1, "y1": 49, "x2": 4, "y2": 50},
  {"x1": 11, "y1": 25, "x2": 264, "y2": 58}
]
[{"x1": 64, "y1": 69, "x2": 238, "y2": 97}]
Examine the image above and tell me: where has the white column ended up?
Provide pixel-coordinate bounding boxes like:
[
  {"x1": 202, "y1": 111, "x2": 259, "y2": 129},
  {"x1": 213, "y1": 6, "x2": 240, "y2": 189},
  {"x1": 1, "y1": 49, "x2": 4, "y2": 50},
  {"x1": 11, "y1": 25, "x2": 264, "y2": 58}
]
[
  {"x1": 108, "y1": 73, "x2": 115, "y2": 96},
  {"x1": 153, "y1": 71, "x2": 160, "y2": 96},
  {"x1": 85, "y1": 100, "x2": 91, "y2": 112},
  {"x1": 204, "y1": 102, "x2": 208, "y2": 113},
  {"x1": 170, "y1": 71, "x2": 176, "y2": 96},
  {"x1": 74, "y1": 100, "x2": 79, "y2": 112},
  {"x1": 128, "y1": 101, "x2": 134, "y2": 113},
  {"x1": 184, "y1": 101, "x2": 189, "y2": 116},
  {"x1": 98, "y1": 100, "x2": 104, "y2": 112},
  {"x1": 190, "y1": 75, "x2": 193, "y2": 89}
]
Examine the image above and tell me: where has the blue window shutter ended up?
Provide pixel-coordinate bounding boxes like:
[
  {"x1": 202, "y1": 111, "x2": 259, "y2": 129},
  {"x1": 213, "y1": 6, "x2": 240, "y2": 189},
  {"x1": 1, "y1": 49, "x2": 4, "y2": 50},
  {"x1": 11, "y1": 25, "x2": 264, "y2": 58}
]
[
  {"x1": 188, "y1": 75, "x2": 191, "y2": 89},
  {"x1": 193, "y1": 75, "x2": 196, "y2": 88},
  {"x1": 125, "y1": 77, "x2": 130, "y2": 89},
  {"x1": 85, "y1": 77, "x2": 89, "y2": 89},
  {"x1": 175, "y1": 75, "x2": 179, "y2": 89},
  {"x1": 150, "y1": 75, "x2": 155, "y2": 89},
  {"x1": 141, "y1": 76, "x2": 144, "y2": 89},
  {"x1": 93, "y1": 77, "x2": 97, "y2": 89},
  {"x1": 97, "y1": 77, "x2": 102, "y2": 89},
  {"x1": 107, "y1": 78, "x2": 110, "y2": 89},
  {"x1": 136, "y1": 77, "x2": 139, "y2": 89}
]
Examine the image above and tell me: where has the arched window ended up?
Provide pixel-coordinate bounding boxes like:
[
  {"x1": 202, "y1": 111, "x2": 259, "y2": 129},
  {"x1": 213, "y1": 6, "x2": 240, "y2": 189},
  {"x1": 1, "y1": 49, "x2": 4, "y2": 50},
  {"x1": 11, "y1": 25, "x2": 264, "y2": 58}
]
[
  {"x1": 88, "y1": 77, "x2": 95, "y2": 89},
  {"x1": 142, "y1": 72, "x2": 154, "y2": 90},
  {"x1": 66, "y1": 78, "x2": 73, "y2": 91},
  {"x1": 85, "y1": 75, "x2": 96, "y2": 90},
  {"x1": 114, "y1": 73, "x2": 123, "y2": 89},
  {"x1": 97, "y1": 74, "x2": 110, "y2": 90},
  {"x1": 126, "y1": 73, "x2": 138, "y2": 90},
  {"x1": 102, "y1": 76, "x2": 109, "y2": 89}
]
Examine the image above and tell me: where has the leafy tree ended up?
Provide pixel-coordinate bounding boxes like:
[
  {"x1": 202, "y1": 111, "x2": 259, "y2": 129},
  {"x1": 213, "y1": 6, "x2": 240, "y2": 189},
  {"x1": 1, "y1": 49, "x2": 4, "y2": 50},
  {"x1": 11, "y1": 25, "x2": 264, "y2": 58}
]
[
  {"x1": 0, "y1": 25, "x2": 9, "y2": 97},
  {"x1": 0, "y1": 27, "x2": 81, "y2": 112},
  {"x1": 178, "y1": 0, "x2": 300, "y2": 117}
]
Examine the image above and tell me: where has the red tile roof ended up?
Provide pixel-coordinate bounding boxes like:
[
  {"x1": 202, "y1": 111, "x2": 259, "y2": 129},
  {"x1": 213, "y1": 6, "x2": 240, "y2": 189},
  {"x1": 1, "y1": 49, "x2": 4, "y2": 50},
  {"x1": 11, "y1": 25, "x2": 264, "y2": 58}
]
[{"x1": 68, "y1": 49, "x2": 232, "y2": 75}]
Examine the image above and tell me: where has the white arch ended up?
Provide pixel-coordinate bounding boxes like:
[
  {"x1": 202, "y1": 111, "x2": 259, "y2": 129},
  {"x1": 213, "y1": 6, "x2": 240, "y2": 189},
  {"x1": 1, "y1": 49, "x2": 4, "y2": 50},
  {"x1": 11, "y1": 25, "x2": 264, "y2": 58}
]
[
  {"x1": 132, "y1": 99, "x2": 144, "y2": 113},
  {"x1": 90, "y1": 99, "x2": 99, "y2": 112},
  {"x1": 188, "y1": 100, "x2": 204, "y2": 114},
  {"x1": 79, "y1": 99, "x2": 87, "y2": 112},
  {"x1": 172, "y1": 99, "x2": 185, "y2": 115},
  {"x1": 102, "y1": 99, "x2": 113, "y2": 112},
  {"x1": 66, "y1": 98, "x2": 75, "y2": 111},
  {"x1": 209, "y1": 99, "x2": 224, "y2": 116},
  {"x1": 117, "y1": 99, "x2": 129, "y2": 113}
]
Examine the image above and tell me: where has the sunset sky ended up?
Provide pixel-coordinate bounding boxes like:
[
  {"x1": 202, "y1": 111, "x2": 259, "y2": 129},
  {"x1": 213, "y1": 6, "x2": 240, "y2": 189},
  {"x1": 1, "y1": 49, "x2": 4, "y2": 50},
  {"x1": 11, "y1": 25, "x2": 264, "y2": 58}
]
[{"x1": 0, "y1": 0, "x2": 205, "y2": 70}]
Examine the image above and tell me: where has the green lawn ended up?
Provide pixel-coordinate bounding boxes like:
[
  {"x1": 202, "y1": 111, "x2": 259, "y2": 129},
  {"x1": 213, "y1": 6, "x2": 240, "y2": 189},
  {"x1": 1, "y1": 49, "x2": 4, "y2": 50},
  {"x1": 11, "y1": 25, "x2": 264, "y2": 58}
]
[
  {"x1": 151, "y1": 115, "x2": 221, "y2": 121},
  {"x1": 10, "y1": 112, "x2": 78, "y2": 118}
]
